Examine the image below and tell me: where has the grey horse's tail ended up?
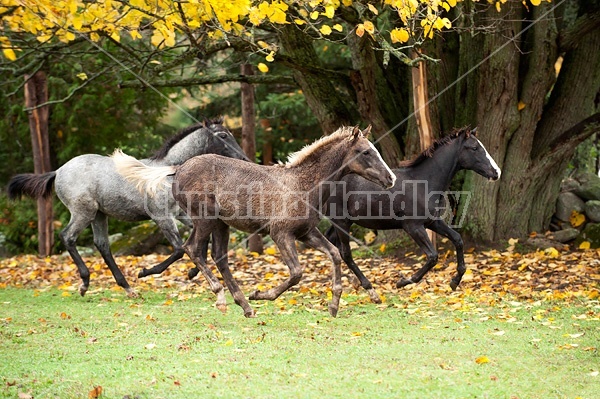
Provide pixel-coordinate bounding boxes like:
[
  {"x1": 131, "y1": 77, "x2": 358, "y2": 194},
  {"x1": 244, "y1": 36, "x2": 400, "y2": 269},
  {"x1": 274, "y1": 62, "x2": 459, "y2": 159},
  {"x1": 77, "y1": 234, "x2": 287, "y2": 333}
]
[
  {"x1": 7, "y1": 172, "x2": 56, "y2": 200},
  {"x1": 111, "y1": 149, "x2": 176, "y2": 197}
]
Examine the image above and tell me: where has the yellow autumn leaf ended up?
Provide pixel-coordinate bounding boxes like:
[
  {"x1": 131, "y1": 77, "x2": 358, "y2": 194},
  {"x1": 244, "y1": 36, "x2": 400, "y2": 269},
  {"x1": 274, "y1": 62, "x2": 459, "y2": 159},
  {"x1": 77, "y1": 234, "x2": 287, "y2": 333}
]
[
  {"x1": 379, "y1": 243, "x2": 386, "y2": 253},
  {"x1": 367, "y1": 4, "x2": 379, "y2": 15},
  {"x1": 2, "y1": 48, "x2": 17, "y2": 61},
  {"x1": 544, "y1": 247, "x2": 560, "y2": 258},
  {"x1": 76, "y1": 72, "x2": 88, "y2": 80},
  {"x1": 257, "y1": 63, "x2": 269, "y2": 73},
  {"x1": 363, "y1": 21, "x2": 375, "y2": 35},
  {"x1": 355, "y1": 24, "x2": 365, "y2": 37},
  {"x1": 518, "y1": 101, "x2": 526, "y2": 111},
  {"x1": 265, "y1": 246, "x2": 277, "y2": 255},
  {"x1": 496, "y1": 1, "x2": 501, "y2": 12},
  {"x1": 475, "y1": 356, "x2": 490, "y2": 364},
  {"x1": 324, "y1": 5, "x2": 335, "y2": 18},
  {"x1": 310, "y1": 11, "x2": 319, "y2": 20},
  {"x1": 570, "y1": 210, "x2": 585, "y2": 227},
  {"x1": 294, "y1": 19, "x2": 306, "y2": 25},
  {"x1": 578, "y1": 241, "x2": 590, "y2": 250},
  {"x1": 364, "y1": 230, "x2": 376, "y2": 245},
  {"x1": 265, "y1": 51, "x2": 275, "y2": 62},
  {"x1": 332, "y1": 24, "x2": 343, "y2": 32},
  {"x1": 320, "y1": 25, "x2": 332, "y2": 35},
  {"x1": 390, "y1": 28, "x2": 410, "y2": 43},
  {"x1": 530, "y1": 0, "x2": 542, "y2": 5}
]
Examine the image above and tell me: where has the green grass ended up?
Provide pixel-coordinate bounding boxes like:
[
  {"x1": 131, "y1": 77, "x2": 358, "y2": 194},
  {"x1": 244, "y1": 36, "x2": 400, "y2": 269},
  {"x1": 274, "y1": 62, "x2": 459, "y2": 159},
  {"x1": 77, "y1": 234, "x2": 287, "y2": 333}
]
[{"x1": 0, "y1": 288, "x2": 598, "y2": 399}]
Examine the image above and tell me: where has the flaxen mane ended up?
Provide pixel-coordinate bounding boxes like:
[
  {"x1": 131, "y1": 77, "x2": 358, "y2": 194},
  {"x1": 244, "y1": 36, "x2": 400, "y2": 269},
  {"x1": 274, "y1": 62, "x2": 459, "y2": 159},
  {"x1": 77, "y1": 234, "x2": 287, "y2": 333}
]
[
  {"x1": 285, "y1": 126, "x2": 357, "y2": 167},
  {"x1": 151, "y1": 117, "x2": 225, "y2": 160},
  {"x1": 399, "y1": 126, "x2": 473, "y2": 167}
]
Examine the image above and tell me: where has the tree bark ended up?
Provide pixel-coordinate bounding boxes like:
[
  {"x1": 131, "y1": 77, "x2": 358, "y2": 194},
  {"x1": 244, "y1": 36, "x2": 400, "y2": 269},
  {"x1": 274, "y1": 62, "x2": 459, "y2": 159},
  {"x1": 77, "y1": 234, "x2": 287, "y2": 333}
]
[
  {"x1": 279, "y1": 25, "x2": 355, "y2": 133},
  {"x1": 24, "y1": 71, "x2": 53, "y2": 256},
  {"x1": 347, "y1": 34, "x2": 404, "y2": 167},
  {"x1": 240, "y1": 64, "x2": 263, "y2": 254}
]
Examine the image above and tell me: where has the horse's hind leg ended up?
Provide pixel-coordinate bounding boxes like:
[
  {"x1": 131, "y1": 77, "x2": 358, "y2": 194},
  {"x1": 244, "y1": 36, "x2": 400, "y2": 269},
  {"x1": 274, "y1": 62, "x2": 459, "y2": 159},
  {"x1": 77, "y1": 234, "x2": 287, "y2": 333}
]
[
  {"x1": 60, "y1": 213, "x2": 94, "y2": 296},
  {"x1": 211, "y1": 222, "x2": 255, "y2": 317},
  {"x1": 332, "y1": 220, "x2": 382, "y2": 304},
  {"x1": 397, "y1": 224, "x2": 438, "y2": 288},
  {"x1": 249, "y1": 231, "x2": 303, "y2": 302},
  {"x1": 300, "y1": 228, "x2": 344, "y2": 317},
  {"x1": 91, "y1": 212, "x2": 137, "y2": 297},
  {"x1": 428, "y1": 219, "x2": 465, "y2": 290},
  {"x1": 137, "y1": 217, "x2": 185, "y2": 278},
  {"x1": 183, "y1": 222, "x2": 227, "y2": 313}
]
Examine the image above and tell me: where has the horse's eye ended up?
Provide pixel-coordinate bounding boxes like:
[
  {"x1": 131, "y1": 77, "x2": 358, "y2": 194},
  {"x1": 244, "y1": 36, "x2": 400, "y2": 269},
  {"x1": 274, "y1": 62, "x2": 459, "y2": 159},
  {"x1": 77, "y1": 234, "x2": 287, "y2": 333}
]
[
  {"x1": 471, "y1": 146, "x2": 478, "y2": 151},
  {"x1": 362, "y1": 150, "x2": 370, "y2": 156},
  {"x1": 218, "y1": 133, "x2": 229, "y2": 139}
]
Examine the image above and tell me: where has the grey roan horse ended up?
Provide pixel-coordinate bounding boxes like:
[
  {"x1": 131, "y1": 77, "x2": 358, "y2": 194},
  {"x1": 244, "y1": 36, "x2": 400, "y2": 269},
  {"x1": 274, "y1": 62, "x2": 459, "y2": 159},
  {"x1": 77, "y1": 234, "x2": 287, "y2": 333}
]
[
  {"x1": 113, "y1": 126, "x2": 396, "y2": 317},
  {"x1": 325, "y1": 127, "x2": 501, "y2": 303},
  {"x1": 8, "y1": 118, "x2": 248, "y2": 296}
]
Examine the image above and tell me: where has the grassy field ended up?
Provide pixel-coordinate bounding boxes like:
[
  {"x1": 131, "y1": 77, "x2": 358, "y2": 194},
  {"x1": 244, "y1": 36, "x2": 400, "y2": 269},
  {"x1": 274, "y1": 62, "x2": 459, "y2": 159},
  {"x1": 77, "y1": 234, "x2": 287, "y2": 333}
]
[{"x1": 1, "y1": 285, "x2": 598, "y2": 399}]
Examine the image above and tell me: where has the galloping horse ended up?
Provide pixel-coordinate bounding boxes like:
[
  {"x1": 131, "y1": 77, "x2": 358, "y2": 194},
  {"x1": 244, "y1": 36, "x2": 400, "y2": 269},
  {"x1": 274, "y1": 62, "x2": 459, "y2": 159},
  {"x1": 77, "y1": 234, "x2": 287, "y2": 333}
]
[
  {"x1": 8, "y1": 118, "x2": 248, "y2": 296},
  {"x1": 325, "y1": 127, "x2": 501, "y2": 302},
  {"x1": 113, "y1": 126, "x2": 396, "y2": 317}
]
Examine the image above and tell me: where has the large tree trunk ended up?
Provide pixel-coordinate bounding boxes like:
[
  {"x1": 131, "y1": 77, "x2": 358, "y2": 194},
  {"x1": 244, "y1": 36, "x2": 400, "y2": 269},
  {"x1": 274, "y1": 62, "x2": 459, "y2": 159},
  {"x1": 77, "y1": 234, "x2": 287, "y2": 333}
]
[
  {"x1": 347, "y1": 34, "x2": 404, "y2": 167},
  {"x1": 459, "y1": 2, "x2": 600, "y2": 241},
  {"x1": 279, "y1": 25, "x2": 354, "y2": 133},
  {"x1": 24, "y1": 71, "x2": 53, "y2": 256},
  {"x1": 241, "y1": 64, "x2": 263, "y2": 254}
]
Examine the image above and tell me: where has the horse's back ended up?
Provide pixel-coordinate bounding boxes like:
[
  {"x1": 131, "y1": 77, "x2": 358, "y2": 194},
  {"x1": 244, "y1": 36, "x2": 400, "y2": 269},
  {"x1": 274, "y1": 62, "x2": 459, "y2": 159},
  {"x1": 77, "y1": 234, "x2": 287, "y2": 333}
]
[{"x1": 55, "y1": 154, "x2": 152, "y2": 221}]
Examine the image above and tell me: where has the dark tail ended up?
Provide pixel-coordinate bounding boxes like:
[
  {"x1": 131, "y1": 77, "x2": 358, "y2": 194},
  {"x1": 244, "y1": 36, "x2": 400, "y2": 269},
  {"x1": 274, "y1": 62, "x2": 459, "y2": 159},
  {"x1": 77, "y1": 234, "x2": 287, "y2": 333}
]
[{"x1": 7, "y1": 172, "x2": 56, "y2": 200}]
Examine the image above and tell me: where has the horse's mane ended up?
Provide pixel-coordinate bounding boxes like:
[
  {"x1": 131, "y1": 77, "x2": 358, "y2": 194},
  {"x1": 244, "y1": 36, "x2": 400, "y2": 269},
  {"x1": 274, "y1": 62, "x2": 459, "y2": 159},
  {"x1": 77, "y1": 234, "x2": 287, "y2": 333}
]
[
  {"x1": 399, "y1": 126, "x2": 473, "y2": 168},
  {"x1": 150, "y1": 117, "x2": 225, "y2": 160},
  {"x1": 284, "y1": 126, "x2": 357, "y2": 167}
]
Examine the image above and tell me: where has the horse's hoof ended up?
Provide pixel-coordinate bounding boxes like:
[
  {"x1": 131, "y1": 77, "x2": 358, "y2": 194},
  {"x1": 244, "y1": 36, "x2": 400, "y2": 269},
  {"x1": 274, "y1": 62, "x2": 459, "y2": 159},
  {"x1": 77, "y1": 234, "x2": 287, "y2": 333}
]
[
  {"x1": 249, "y1": 290, "x2": 260, "y2": 300},
  {"x1": 244, "y1": 309, "x2": 256, "y2": 318},
  {"x1": 328, "y1": 304, "x2": 339, "y2": 318},
  {"x1": 188, "y1": 268, "x2": 199, "y2": 280},
  {"x1": 216, "y1": 303, "x2": 227, "y2": 314},
  {"x1": 137, "y1": 268, "x2": 148, "y2": 278},
  {"x1": 367, "y1": 289, "x2": 382, "y2": 304},
  {"x1": 126, "y1": 289, "x2": 140, "y2": 298},
  {"x1": 450, "y1": 280, "x2": 459, "y2": 291},
  {"x1": 396, "y1": 278, "x2": 412, "y2": 288},
  {"x1": 79, "y1": 285, "x2": 88, "y2": 297}
]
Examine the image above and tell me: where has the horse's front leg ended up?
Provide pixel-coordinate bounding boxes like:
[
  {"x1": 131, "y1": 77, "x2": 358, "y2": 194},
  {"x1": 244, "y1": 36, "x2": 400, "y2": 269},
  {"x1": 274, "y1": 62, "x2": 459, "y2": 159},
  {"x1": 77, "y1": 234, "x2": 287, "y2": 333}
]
[
  {"x1": 397, "y1": 224, "x2": 438, "y2": 288},
  {"x1": 428, "y1": 219, "x2": 465, "y2": 290},
  {"x1": 183, "y1": 224, "x2": 227, "y2": 313},
  {"x1": 300, "y1": 228, "x2": 344, "y2": 317},
  {"x1": 249, "y1": 232, "x2": 303, "y2": 302},
  {"x1": 331, "y1": 221, "x2": 382, "y2": 304}
]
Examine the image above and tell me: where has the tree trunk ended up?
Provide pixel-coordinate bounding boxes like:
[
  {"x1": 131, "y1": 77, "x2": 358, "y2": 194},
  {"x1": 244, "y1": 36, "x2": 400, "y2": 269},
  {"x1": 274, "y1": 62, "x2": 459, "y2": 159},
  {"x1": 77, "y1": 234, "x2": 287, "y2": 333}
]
[
  {"x1": 241, "y1": 64, "x2": 263, "y2": 254},
  {"x1": 347, "y1": 34, "x2": 404, "y2": 167},
  {"x1": 459, "y1": 2, "x2": 600, "y2": 241},
  {"x1": 24, "y1": 71, "x2": 53, "y2": 256},
  {"x1": 279, "y1": 25, "x2": 354, "y2": 133}
]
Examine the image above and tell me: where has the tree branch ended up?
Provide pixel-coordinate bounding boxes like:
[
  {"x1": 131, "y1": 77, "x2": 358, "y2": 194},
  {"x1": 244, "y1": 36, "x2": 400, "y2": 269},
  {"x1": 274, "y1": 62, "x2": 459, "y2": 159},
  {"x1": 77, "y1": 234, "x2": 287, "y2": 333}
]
[
  {"x1": 559, "y1": 11, "x2": 600, "y2": 53},
  {"x1": 118, "y1": 73, "x2": 297, "y2": 88},
  {"x1": 544, "y1": 112, "x2": 600, "y2": 159}
]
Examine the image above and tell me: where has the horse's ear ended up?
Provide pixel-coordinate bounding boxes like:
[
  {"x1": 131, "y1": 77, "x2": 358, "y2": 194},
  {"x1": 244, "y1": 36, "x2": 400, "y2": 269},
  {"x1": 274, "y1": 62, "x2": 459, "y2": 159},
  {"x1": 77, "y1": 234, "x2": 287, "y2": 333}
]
[
  {"x1": 471, "y1": 127, "x2": 478, "y2": 137},
  {"x1": 351, "y1": 126, "x2": 361, "y2": 142},
  {"x1": 362, "y1": 125, "x2": 372, "y2": 139}
]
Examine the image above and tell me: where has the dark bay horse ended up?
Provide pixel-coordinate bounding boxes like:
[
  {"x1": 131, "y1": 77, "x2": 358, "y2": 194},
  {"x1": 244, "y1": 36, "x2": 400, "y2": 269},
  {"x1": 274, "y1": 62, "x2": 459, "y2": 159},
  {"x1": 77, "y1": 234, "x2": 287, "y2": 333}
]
[
  {"x1": 113, "y1": 126, "x2": 396, "y2": 317},
  {"x1": 325, "y1": 127, "x2": 501, "y2": 302},
  {"x1": 8, "y1": 118, "x2": 248, "y2": 297}
]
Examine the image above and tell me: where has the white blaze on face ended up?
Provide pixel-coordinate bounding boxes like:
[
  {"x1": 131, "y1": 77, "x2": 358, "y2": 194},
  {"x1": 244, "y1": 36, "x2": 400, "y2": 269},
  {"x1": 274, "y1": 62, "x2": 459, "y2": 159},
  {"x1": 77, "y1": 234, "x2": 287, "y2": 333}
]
[
  {"x1": 476, "y1": 138, "x2": 501, "y2": 179},
  {"x1": 368, "y1": 140, "x2": 397, "y2": 187}
]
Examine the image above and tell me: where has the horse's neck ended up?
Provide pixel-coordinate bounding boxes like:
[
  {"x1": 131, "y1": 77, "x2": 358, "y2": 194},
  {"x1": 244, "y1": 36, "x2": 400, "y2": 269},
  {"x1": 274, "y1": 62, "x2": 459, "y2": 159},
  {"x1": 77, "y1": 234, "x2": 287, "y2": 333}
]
[
  {"x1": 162, "y1": 133, "x2": 207, "y2": 165},
  {"x1": 294, "y1": 143, "x2": 347, "y2": 200},
  {"x1": 410, "y1": 142, "x2": 460, "y2": 192}
]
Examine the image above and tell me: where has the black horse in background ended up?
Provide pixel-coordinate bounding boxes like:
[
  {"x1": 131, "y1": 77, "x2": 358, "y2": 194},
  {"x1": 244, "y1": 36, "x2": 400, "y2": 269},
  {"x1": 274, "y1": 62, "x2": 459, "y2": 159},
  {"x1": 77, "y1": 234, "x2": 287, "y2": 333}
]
[{"x1": 325, "y1": 127, "x2": 501, "y2": 303}]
